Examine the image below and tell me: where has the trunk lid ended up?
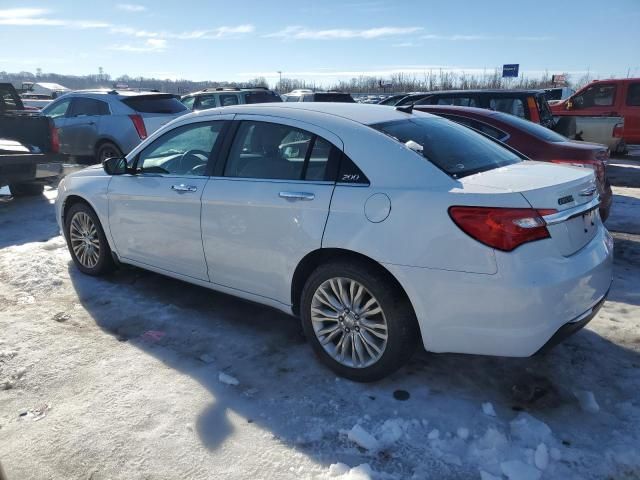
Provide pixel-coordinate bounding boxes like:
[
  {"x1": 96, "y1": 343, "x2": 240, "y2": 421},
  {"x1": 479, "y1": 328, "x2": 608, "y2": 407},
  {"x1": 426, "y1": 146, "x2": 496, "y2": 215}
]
[{"x1": 460, "y1": 161, "x2": 600, "y2": 256}]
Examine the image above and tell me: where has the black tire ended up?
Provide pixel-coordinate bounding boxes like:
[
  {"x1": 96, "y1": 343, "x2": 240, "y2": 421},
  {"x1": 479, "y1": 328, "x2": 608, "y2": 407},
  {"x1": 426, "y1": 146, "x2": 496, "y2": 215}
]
[
  {"x1": 64, "y1": 202, "x2": 115, "y2": 276},
  {"x1": 300, "y1": 260, "x2": 418, "y2": 382},
  {"x1": 8, "y1": 183, "x2": 45, "y2": 196},
  {"x1": 96, "y1": 142, "x2": 123, "y2": 164}
]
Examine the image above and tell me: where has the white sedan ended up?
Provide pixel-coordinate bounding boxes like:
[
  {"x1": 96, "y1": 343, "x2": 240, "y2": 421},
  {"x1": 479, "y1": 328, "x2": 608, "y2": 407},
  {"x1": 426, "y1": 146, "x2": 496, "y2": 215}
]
[{"x1": 55, "y1": 103, "x2": 613, "y2": 381}]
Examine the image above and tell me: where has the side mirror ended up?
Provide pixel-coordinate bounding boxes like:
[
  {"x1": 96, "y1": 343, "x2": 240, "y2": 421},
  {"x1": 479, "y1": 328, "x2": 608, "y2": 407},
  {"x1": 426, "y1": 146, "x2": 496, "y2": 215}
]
[{"x1": 103, "y1": 157, "x2": 128, "y2": 175}]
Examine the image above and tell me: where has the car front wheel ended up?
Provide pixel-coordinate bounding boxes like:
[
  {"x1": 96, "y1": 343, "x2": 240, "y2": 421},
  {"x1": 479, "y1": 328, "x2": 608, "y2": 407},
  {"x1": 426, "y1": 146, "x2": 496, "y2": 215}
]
[
  {"x1": 300, "y1": 261, "x2": 418, "y2": 382},
  {"x1": 64, "y1": 202, "x2": 115, "y2": 275}
]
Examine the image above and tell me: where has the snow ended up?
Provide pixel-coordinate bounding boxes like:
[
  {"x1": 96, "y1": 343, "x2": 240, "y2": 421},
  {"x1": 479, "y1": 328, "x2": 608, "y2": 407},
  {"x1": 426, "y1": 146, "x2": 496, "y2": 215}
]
[
  {"x1": 500, "y1": 460, "x2": 541, "y2": 480},
  {"x1": 534, "y1": 443, "x2": 549, "y2": 470},
  {"x1": 346, "y1": 425, "x2": 379, "y2": 451},
  {"x1": 218, "y1": 372, "x2": 240, "y2": 386},
  {"x1": 1, "y1": 169, "x2": 640, "y2": 479},
  {"x1": 482, "y1": 402, "x2": 497, "y2": 417},
  {"x1": 574, "y1": 390, "x2": 600, "y2": 413}
]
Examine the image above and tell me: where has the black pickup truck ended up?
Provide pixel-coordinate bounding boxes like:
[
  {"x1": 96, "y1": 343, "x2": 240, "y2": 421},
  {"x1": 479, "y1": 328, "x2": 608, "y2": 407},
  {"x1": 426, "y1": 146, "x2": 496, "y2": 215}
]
[{"x1": 1, "y1": 82, "x2": 65, "y2": 196}]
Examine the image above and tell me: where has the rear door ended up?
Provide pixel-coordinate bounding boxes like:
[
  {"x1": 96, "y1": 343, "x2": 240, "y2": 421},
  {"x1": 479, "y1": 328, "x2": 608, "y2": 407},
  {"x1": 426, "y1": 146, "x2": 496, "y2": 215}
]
[
  {"x1": 624, "y1": 81, "x2": 640, "y2": 143},
  {"x1": 108, "y1": 118, "x2": 231, "y2": 280},
  {"x1": 121, "y1": 94, "x2": 188, "y2": 135},
  {"x1": 61, "y1": 98, "x2": 108, "y2": 156},
  {"x1": 201, "y1": 116, "x2": 341, "y2": 305}
]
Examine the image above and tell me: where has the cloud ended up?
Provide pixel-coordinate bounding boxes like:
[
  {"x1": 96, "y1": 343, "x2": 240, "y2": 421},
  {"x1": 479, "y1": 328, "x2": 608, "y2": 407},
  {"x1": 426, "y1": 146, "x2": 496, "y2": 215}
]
[
  {"x1": 0, "y1": 7, "x2": 110, "y2": 28},
  {"x1": 116, "y1": 3, "x2": 147, "y2": 12},
  {"x1": 110, "y1": 38, "x2": 167, "y2": 53},
  {"x1": 392, "y1": 41, "x2": 419, "y2": 48},
  {"x1": 110, "y1": 24, "x2": 254, "y2": 40},
  {"x1": 265, "y1": 26, "x2": 423, "y2": 40},
  {"x1": 422, "y1": 34, "x2": 495, "y2": 41}
]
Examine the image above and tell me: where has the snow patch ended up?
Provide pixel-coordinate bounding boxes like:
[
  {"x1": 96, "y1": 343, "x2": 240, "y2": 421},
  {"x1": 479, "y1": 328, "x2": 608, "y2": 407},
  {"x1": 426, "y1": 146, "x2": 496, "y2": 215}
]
[
  {"x1": 218, "y1": 372, "x2": 239, "y2": 386},
  {"x1": 534, "y1": 443, "x2": 548, "y2": 470},
  {"x1": 347, "y1": 424, "x2": 379, "y2": 451},
  {"x1": 574, "y1": 390, "x2": 600, "y2": 413},
  {"x1": 321, "y1": 463, "x2": 375, "y2": 479},
  {"x1": 482, "y1": 402, "x2": 497, "y2": 417},
  {"x1": 457, "y1": 427, "x2": 470, "y2": 440},
  {"x1": 509, "y1": 413, "x2": 552, "y2": 447},
  {"x1": 500, "y1": 459, "x2": 542, "y2": 480}
]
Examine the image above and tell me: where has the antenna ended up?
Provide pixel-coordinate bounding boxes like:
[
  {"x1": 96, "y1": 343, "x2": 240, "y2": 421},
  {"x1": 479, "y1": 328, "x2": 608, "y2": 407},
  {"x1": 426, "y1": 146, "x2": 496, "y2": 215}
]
[{"x1": 396, "y1": 104, "x2": 414, "y2": 114}]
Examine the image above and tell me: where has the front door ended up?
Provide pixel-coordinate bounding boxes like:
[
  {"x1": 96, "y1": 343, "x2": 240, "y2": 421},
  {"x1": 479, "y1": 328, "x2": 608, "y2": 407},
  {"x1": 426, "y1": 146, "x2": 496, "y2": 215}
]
[
  {"x1": 62, "y1": 98, "x2": 108, "y2": 156},
  {"x1": 201, "y1": 116, "x2": 341, "y2": 305},
  {"x1": 108, "y1": 119, "x2": 229, "y2": 281}
]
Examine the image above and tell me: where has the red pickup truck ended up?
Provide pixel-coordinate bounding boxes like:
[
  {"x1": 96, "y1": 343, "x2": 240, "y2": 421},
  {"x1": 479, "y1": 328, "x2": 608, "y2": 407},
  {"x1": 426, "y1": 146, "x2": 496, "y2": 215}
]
[{"x1": 551, "y1": 78, "x2": 640, "y2": 150}]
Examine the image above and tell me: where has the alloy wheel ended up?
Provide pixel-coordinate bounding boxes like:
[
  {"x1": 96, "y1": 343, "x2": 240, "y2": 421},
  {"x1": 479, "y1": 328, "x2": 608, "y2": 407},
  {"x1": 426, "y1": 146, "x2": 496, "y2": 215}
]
[
  {"x1": 310, "y1": 277, "x2": 388, "y2": 368},
  {"x1": 69, "y1": 211, "x2": 100, "y2": 268}
]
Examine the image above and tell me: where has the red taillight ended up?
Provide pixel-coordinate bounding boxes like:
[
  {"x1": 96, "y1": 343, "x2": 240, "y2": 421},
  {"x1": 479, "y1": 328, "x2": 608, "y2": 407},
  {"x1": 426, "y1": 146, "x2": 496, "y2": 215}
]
[
  {"x1": 129, "y1": 114, "x2": 147, "y2": 140},
  {"x1": 613, "y1": 123, "x2": 624, "y2": 138},
  {"x1": 50, "y1": 123, "x2": 59, "y2": 153},
  {"x1": 527, "y1": 97, "x2": 541, "y2": 123},
  {"x1": 448, "y1": 206, "x2": 557, "y2": 252}
]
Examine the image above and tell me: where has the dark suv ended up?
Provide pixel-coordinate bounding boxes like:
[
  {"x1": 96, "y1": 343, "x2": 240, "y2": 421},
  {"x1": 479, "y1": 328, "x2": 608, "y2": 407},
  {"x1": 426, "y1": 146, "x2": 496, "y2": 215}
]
[
  {"x1": 181, "y1": 87, "x2": 282, "y2": 111},
  {"x1": 396, "y1": 89, "x2": 555, "y2": 129}
]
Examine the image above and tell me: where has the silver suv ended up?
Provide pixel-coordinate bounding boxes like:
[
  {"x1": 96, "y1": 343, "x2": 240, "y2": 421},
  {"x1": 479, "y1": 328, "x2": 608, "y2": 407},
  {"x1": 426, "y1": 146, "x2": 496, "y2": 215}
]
[
  {"x1": 180, "y1": 87, "x2": 282, "y2": 111},
  {"x1": 41, "y1": 90, "x2": 188, "y2": 163}
]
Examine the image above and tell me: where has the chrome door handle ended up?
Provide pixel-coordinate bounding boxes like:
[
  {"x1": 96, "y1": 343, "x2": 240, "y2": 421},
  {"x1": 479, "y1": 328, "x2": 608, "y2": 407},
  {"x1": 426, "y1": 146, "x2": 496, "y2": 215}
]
[
  {"x1": 279, "y1": 191, "x2": 315, "y2": 201},
  {"x1": 171, "y1": 184, "x2": 198, "y2": 193}
]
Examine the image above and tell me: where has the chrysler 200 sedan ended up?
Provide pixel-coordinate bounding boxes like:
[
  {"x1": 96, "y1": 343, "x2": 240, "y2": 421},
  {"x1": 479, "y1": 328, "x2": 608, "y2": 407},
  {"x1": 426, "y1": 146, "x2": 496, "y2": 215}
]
[{"x1": 55, "y1": 103, "x2": 613, "y2": 382}]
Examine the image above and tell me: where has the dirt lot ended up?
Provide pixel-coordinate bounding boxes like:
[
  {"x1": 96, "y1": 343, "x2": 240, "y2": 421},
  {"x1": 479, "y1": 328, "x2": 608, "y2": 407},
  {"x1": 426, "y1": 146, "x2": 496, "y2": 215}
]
[{"x1": 1, "y1": 158, "x2": 639, "y2": 480}]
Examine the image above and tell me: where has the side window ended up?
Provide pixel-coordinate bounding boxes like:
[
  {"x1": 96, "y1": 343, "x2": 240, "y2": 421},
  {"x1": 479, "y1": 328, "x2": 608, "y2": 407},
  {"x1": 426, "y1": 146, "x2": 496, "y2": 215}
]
[
  {"x1": 489, "y1": 98, "x2": 525, "y2": 118},
  {"x1": 574, "y1": 84, "x2": 616, "y2": 108},
  {"x1": 219, "y1": 94, "x2": 238, "y2": 107},
  {"x1": 0, "y1": 90, "x2": 19, "y2": 109},
  {"x1": 224, "y1": 121, "x2": 311, "y2": 180},
  {"x1": 443, "y1": 115, "x2": 507, "y2": 141},
  {"x1": 627, "y1": 83, "x2": 640, "y2": 106},
  {"x1": 181, "y1": 96, "x2": 196, "y2": 110},
  {"x1": 43, "y1": 98, "x2": 72, "y2": 119},
  {"x1": 69, "y1": 98, "x2": 109, "y2": 117},
  {"x1": 304, "y1": 137, "x2": 332, "y2": 181},
  {"x1": 303, "y1": 95, "x2": 314, "y2": 102},
  {"x1": 436, "y1": 97, "x2": 476, "y2": 107},
  {"x1": 137, "y1": 121, "x2": 224, "y2": 176},
  {"x1": 285, "y1": 96, "x2": 299, "y2": 102},
  {"x1": 198, "y1": 95, "x2": 218, "y2": 110}
]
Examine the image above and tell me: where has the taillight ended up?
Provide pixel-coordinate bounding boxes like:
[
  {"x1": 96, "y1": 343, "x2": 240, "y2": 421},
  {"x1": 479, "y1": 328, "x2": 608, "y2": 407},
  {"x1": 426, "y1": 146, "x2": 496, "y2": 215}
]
[
  {"x1": 527, "y1": 97, "x2": 541, "y2": 123},
  {"x1": 50, "y1": 123, "x2": 59, "y2": 153},
  {"x1": 129, "y1": 114, "x2": 147, "y2": 140},
  {"x1": 613, "y1": 123, "x2": 624, "y2": 138},
  {"x1": 448, "y1": 206, "x2": 557, "y2": 252}
]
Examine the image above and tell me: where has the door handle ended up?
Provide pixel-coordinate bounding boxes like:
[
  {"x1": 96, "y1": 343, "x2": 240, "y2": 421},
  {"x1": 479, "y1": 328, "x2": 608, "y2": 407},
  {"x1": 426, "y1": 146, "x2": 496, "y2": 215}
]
[
  {"x1": 279, "y1": 191, "x2": 315, "y2": 201},
  {"x1": 171, "y1": 184, "x2": 198, "y2": 193}
]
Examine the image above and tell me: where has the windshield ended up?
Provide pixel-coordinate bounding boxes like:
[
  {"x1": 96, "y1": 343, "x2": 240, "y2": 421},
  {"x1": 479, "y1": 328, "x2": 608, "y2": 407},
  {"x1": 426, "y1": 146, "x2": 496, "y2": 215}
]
[
  {"x1": 244, "y1": 91, "x2": 283, "y2": 104},
  {"x1": 314, "y1": 93, "x2": 355, "y2": 103},
  {"x1": 491, "y1": 111, "x2": 568, "y2": 142},
  {"x1": 371, "y1": 116, "x2": 521, "y2": 178}
]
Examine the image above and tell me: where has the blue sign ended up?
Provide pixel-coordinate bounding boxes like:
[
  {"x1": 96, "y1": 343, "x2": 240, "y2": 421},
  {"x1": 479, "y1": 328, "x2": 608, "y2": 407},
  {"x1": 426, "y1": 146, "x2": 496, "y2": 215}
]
[{"x1": 502, "y1": 64, "x2": 519, "y2": 78}]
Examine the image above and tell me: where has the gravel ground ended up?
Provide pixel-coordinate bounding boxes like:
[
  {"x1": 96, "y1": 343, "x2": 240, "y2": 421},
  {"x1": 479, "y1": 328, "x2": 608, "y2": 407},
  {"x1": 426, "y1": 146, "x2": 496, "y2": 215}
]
[{"x1": 0, "y1": 158, "x2": 639, "y2": 480}]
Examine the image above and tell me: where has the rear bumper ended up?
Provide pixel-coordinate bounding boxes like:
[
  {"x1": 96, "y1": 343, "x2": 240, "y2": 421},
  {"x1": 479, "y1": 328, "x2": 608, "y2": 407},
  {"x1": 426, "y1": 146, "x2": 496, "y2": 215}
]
[
  {"x1": 534, "y1": 291, "x2": 608, "y2": 355},
  {"x1": 384, "y1": 226, "x2": 614, "y2": 357}
]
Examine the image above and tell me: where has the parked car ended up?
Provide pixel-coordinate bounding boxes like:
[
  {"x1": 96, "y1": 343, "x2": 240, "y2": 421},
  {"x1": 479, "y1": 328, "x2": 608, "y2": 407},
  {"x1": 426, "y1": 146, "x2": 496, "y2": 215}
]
[
  {"x1": 415, "y1": 105, "x2": 613, "y2": 220},
  {"x1": 0, "y1": 82, "x2": 64, "y2": 195},
  {"x1": 283, "y1": 91, "x2": 355, "y2": 103},
  {"x1": 403, "y1": 89, "x2": 556, "y2": 129},
  {"x1": 41, "y1": 89, "x2": 188, "y2": 163},
  {"x1": 56, "y1": 103, "x2": 612, "y2": 381},
  {"x1": 181, "y1": 87, "x2": 282, "y2": 111},
  {"x1": 551, "y1": 78, "x2": 640, "y2": 151},
  {"x1": 544, "y1": 87, "x2": 575, "y2": 105}
]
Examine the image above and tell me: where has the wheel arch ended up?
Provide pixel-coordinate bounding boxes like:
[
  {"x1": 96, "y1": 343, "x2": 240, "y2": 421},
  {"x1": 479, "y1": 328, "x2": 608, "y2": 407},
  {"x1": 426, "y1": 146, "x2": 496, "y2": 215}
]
[
  {"x1": 94, "y1": 137, "x2": 124, "y2": 157},
  {"x1": 290, "y1": 248, "x2": 417, "y2": 321},
  {"x1": 61, "y1": 194, "x2": 116, "y2": 254}
]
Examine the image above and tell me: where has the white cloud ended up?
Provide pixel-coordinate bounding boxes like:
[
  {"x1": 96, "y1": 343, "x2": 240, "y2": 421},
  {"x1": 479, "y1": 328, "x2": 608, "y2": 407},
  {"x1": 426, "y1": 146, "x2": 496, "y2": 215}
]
[
  {"x1": 265, "y1": 26, "x2": 423, "y2": 40},
  {"x1": 392, "y1": 41, "x2": 419, "y2": 48},
  {"x1": 110, "y1": 38, "x2": 167, "y2": 53},
  {"x1": 0, "y1": 7, "x2": 110, "y2": 28},
  {"x1": 116, "y1": 3, "x2": 147, "y2": 12},
  {"x1": 110, "y1": 24, "x2": 254, "y2": 40},
  {"x1": 422, "y1": 34, "x2": 495, "y2": 41}
]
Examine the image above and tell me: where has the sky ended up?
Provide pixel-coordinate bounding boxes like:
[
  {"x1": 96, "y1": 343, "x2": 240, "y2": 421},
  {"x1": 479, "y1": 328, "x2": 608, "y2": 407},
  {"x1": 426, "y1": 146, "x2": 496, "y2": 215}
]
[{"x1": 1, "y1": 0, "x2": 639, "y2": 86}]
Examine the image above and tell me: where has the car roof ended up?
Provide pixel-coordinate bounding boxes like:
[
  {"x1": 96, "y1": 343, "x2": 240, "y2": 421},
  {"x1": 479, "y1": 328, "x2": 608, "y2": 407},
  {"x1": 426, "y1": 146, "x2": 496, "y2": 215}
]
[
  {"x1": 424, "y1": 89, "x2": 544, "y2": 95},
  {"x1": 66, "y1": 89, "x2": 171, "y2": 98},
  {"x1": 190, "y1": 102, "x2": 435, "y2": 126},
  {"x1": 414, "y1": 105, "x2": 499, "y2": 117}
]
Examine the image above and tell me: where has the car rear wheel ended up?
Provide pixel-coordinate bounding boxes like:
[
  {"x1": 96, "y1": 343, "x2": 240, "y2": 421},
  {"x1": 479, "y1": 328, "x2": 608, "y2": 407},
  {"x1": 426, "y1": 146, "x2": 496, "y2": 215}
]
[
  {"x1": 96, "y1": 142, "x2": 123, "y2": 164},
  {"x1": 9, "y1": 183, "x2": 45, "y2": 196},
  {"x1": 64, "y1": 202, "x2": 115, "y2": 275},
  {"x1": 300, "y1": 260, "x2": 418, "y2": 382}
]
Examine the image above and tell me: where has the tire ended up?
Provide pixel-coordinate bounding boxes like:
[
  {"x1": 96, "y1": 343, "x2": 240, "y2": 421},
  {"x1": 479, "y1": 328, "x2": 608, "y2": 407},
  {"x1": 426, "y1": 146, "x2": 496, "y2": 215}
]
[
  {"x1": 64, "y1": 202, "x2": 115, "y2": 276},
  {"x1": 96, "y1": 142, "x2": 123, "y2": 164},
  {"x1": 300, "y1": 260, "x2": 418, "y2": 382},
  {"x1": 8, "y1": 183, "x2": 45, "y2": 196}
]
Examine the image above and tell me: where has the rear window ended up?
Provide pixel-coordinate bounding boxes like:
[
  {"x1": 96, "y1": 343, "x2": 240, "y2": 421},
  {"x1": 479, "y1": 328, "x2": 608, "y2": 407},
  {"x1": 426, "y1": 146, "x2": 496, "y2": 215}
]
[
  {"x1": 491, "y1": 111, "x2": 567, "y2": 142},
  {"x1": 371, "y1": 117, "x2": 521, "y2": 178},
  {"x1": 489, "y1": 97, "x2": 525, "y2": 118},
  {"x1": 122, "y1": 95, "x2": 187, "y2": 114},
  {"x1": 244, "y1": 91, "x2": 283, "y2": 104},
  {"x1": 313, "y1": 93, "x2": 355, "y2": 103}
]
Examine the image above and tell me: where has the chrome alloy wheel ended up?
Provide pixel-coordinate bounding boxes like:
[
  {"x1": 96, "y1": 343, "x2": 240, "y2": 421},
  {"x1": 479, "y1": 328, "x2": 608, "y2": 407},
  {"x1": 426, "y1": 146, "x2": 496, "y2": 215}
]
[
  {"x1": 69, "y1": 212, "x2": 100, "y2": 268},
  {"x1": 310, "y1": 277, "x2": 388, "y2": 368}
]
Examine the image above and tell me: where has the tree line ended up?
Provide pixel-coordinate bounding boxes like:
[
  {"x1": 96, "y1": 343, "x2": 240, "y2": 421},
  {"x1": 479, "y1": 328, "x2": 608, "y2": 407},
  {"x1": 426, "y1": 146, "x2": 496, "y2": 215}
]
[{"x1": 0, "y1": 68, "x2": 595, "y2": 95}]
